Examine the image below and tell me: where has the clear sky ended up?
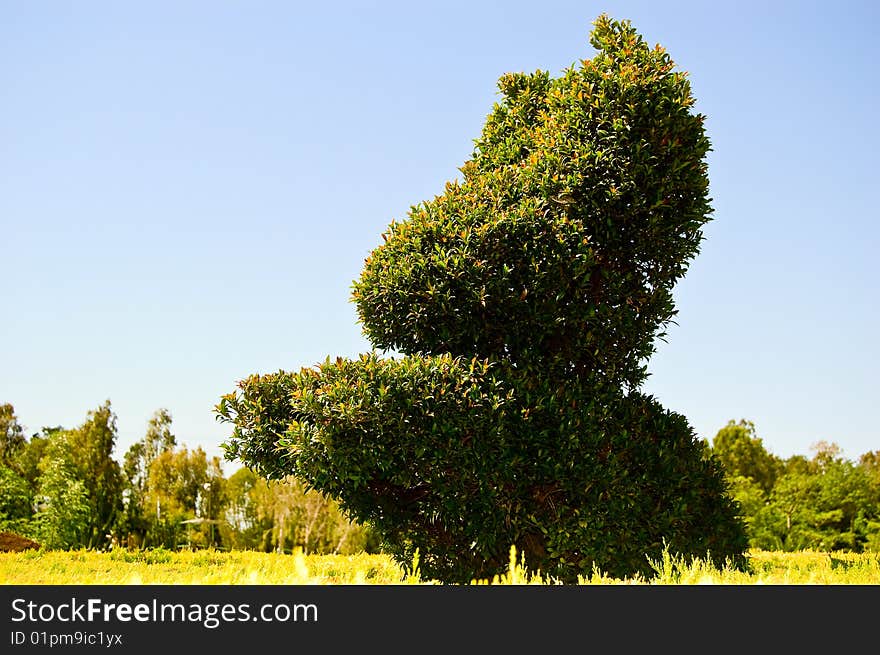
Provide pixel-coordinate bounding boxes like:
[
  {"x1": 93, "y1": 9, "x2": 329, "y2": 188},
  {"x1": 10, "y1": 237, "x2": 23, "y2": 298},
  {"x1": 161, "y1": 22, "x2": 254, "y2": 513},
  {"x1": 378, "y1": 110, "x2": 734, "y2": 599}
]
[{"x1": 3, "y1": 1, "x2": 877, "y2": 470}]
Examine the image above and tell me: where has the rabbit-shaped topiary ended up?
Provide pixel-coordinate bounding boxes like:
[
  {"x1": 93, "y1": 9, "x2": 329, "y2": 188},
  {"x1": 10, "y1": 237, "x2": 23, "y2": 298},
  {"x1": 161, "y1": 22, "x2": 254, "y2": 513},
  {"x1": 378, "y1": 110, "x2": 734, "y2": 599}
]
[{"x1": 218, "y1": 15, "x2": 748, "y2": 583}]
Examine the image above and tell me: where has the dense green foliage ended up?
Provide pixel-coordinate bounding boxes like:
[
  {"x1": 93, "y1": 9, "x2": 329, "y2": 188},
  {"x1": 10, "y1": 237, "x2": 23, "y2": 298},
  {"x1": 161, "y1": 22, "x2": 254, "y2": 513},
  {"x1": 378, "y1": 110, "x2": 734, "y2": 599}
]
[
  {"x1": 708, "y1": 422, "x2": 880, "y2": 552},
  {"x1": 222, "y1": 356, "x2": 745, "y2": 581},
  {"x1": 218, "y1": 15, "x2": 750, "y2": 583},
  {"x1": 0, "y1": 402, "x2": 373, "y2": 555},
  {"x1": 0, "y1": 463, "x2": 33, "y2": 532}
]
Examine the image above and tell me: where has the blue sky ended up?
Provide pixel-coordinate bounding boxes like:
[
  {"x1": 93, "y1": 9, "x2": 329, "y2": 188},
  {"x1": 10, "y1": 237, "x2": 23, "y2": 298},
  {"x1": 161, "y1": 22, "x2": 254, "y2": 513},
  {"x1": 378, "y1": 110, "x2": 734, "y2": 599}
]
[{"x1": 2, "y1": 1, "x2": 877, "y2": 470}]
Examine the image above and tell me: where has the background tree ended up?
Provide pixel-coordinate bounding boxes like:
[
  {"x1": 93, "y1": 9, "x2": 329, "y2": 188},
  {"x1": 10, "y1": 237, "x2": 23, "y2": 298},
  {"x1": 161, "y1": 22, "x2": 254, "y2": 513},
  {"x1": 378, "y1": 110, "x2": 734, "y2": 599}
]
[
  {"x1": 857, "y1": 451, "x2": 880, "y2": 550},
  {"x1": 247, "y1": 474, "x2": 376, "y2": 555},
  {"x1": 0, "y1": 405, "x2": 42, "y2": 537},
  {"x1": 251, "y1": 476, "x2": 300, "y2": 553},
  {"x1": 711, "y1": 419, "x2": 781, "y2": 494},
  {"x1": 34, "y1": 430, "x2": 91, "y2": 549},
  {"x1": 144, "y1": 446, "x2": 226, "y2": 548},
  {"x1": 218, "y1": 15, "x2": 748, "y2": 583},
  {"x1": 121, "y1": 409, "x2": 177, "y2": 547},
  {"x1": 0, "y1": 403, "x2": 26, "y2": 466},
  {"x1": 708, "y1": 419, "x2": 782, "y2": 549},
  {"x1": 710, "y1": 427, "x2": 880, "y2": 552},
  {"x1": 32, "y1": 403, "x2": 122, "y2": 549},
  {"x1": 68, "y1": 401, "x2": 123, "y2": 548},
  {"x1": 124, "y1": 409, "x2": 176, "y2": 494},
  {"x1": 803, "y1": 442, "x2": 877, "y2": 551},
  {"x1": 859, "y1": 450, "x2": 880, "y2": 479},
  {"x1": 222, "y1": 466, "x2": 272, "y2": 550},
  {"x1": 763, "y1": 467, "x2": 822, "y2": 550},
  {"x1": 0, "y1": 463, "x2": 33, "y2": 535},
  {"x1": 14, "y1": 430, "x2": 53, "y2": 494},
  {"x1": 722, "y1": 474, "x2": 772, "y2": 547},
  {"x1": 198, "y1": 454, "x2": 227, "y2": 547}
]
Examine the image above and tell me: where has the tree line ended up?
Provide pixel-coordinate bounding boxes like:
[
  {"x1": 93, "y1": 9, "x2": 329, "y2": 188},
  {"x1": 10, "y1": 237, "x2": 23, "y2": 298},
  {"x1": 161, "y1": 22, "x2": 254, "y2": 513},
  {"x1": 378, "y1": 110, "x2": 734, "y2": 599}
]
[
  {"x1": 0, "y1": 402, "x2": 378, "y2": 554},
  {"x1": 1, "y1": 401, "x2": 878, "y2": 555},
  {"x1": 707, "y1": 419, "x2": 880, "y2": 552}
]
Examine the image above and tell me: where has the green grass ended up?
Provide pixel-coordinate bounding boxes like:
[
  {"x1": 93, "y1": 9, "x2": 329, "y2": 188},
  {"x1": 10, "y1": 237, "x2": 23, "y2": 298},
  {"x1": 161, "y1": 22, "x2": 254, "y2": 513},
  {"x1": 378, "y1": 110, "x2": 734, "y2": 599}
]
[{"x1": 1, "y1": 548, "x2": 879, "y2": 585}]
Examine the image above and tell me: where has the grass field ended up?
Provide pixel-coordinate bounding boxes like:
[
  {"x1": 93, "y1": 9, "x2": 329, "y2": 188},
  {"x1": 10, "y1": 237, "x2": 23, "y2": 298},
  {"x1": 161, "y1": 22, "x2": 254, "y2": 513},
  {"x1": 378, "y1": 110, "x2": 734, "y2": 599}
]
[{"x1": 2, "y1": 548, "x2": 880, "y2": 584}]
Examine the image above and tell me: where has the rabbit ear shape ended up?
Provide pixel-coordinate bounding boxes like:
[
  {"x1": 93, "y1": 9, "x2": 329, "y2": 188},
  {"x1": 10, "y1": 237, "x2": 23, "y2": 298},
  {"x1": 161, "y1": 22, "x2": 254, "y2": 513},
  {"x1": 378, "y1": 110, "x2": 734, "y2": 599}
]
[{"x1": 353, "y1": 13, "x2": 711, "y2": 391}]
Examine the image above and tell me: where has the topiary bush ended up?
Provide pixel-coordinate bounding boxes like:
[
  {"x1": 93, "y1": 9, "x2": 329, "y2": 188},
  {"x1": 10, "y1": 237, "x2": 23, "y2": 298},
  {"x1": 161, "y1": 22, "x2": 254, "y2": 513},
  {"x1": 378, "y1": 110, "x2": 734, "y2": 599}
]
[{"x1": 217, "y1": 14, "x2": 748, "y2": 583}]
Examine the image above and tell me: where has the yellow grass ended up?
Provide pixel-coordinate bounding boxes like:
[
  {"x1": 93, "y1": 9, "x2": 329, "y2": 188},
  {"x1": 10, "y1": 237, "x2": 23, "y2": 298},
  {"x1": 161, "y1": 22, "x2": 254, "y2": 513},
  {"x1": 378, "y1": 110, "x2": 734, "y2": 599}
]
[
  {"x1": 1, "y1": 548, "x2": 879, "y2": 585},
  {"x1": 0, "y1": 549, "x2": 409, "y2": 585}
]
